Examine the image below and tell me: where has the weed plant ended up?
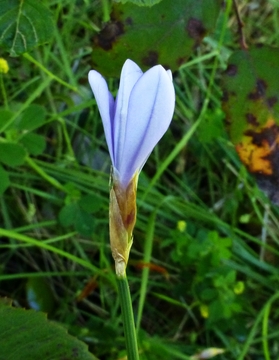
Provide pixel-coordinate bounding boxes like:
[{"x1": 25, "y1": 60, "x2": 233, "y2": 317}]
[{"x1": 1, "y1": 1, "x2": 279, "y2": 359}]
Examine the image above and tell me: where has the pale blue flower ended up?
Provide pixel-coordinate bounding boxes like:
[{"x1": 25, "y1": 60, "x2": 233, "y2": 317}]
[{"x1": 88, "y1": 59, "x2": 175, "y2": 188}]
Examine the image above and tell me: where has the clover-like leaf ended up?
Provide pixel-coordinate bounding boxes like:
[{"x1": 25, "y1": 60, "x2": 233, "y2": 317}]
[
  {"x1": 0, "y1": 142, "x2": 27, "y2": 166},
  {"x1": 17, "y1": 104, "x2": 46, "y2": 131},
  {"x1": 20, "y1": 133, "x2": 46, "y2": 156}
]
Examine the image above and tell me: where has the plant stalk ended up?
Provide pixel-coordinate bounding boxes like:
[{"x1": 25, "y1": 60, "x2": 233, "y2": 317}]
[
  {"x1": 0, "y1": 74, "x2": 8, "y2": 110},
  {"x1": 117, "y1": 273, "x2": 139, "y2": 360}
]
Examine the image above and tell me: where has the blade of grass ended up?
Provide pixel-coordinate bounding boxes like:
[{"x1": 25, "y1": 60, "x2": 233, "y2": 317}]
[
  {"x1": 23, "y1": 53, "x2": 79, "y2": 93},
  {"x1": 136, "y1": 210, "x2": 156, "y2": 333},
  {"x1": 0, "y1": 228, "x2": 100, "y2": 275},
  {"x1": 238, "y1": 291, "x2": 279, "y2": 359}
]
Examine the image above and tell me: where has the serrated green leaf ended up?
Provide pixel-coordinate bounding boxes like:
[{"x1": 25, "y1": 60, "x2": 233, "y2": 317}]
[
  {"x1": 0, "y1": 142, "x2": 27, "y2": 166},
  {"x1": 0, "y1": 165, "x2": 10, "y2": 194},
  {"x1": 0, "y1": 298, "x2": 98, "y2": 360},
  {"x1": 92, "y1": 0, "x2": 221, "y2": 76},
  {"x1": 0, "y1": 0, "x2": 55, "y2": 56},
  {"x1": 17, "y1": 104, "x2": 46, "y2": 131},
  {"x1": 20, "y1": 133, "x2": 46, "y2": 155}
]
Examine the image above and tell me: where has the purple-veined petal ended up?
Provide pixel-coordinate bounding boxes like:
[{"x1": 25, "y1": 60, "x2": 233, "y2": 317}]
[
  {"x1": 118, "y1": 65, "x2": 175, "y2": 187},
  {"x1": 88, "y1": 70, "x2": 115, "y2": 165},
  {"x1": 113, "y1": 59, "x2": 143, "y2": 169}
]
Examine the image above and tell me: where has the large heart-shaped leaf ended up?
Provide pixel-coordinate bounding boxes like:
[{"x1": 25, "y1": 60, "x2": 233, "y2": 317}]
[
  {"x1": 222, "y1": 46, "x2": 279, "y2": 203},
  {"x1": 0, "y1": 0, "x2": 55, "y2": 56},
  {"x1": 0, "y1": 298, "x2": 98, "y2": 360},
  {"x1": 92, "y1": 0, "x2": 221, "y2": 76}
]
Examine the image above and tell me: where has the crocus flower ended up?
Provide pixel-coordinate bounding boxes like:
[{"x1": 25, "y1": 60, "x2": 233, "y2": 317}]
[{"x1": 88, "y1": 59, "x2": 175, "y2": 276}]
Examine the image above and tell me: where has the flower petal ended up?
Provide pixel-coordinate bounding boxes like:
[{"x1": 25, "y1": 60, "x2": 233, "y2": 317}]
[
  {"x1": 118, "y1": 65, "x2": 175, "y2": 186},
  {"x1": 88, "y1": 70, "x2": 115, "y2": 165},
  {"x1": 166, "y1": 69, "x2": 173, "y2": 81},
  {"x1": 113, "y1": 59, "x2": 143, "y2": 169}
]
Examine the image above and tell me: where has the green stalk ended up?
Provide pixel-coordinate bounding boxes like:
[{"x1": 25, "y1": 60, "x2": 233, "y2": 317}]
[
  {"x1": 136, "y1": 211, "x2": 156, "y2": 333},
  {"x1": 0, "y1": 74, "x2": 8, "y2": 110},
  {"x1": 117, "y1": 273, "x2": 140, "y2": 360},
  {"x1": 101, "y1": 0, "x2": 110, "y2": 22}
]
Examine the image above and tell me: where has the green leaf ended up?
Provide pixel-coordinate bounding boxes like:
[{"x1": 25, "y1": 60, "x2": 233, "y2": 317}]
[
  {"x1": 59, "y1": 203, "x2": 79, "y2": 227},
  {"x1": 79, "y1": 194, "x2": 103, "y2": 213},
  {"x1": 26, "y1": 277, "x2": 55, "y2": 313},
  {"x1": 64, "y1": 182, "x2": 81, "y2": 203},
  {"x1": 208, "y1": 299, "x2": 227, "y2": 321},
  {"x1": 75, "y1": 209, "x2": 95, "y2": 237},
  {"x1": 17, "y1": 104, "x2": 46, "y2": 131},
  {"x1": 0, "y1": 298, "x2": 97, "y2": 360},
  {"x1": 225, "y1": 270, "x2": 236, "y2": 285},
  {"x1": 0, "y1": 0, "x2": 55, "y2": 56},
  {"x1": 222, "y1": 46, "x2": 279, "y2": 204},
  {"x1": 198, "y1": 109, "x2": 226, "y2": 143},
  {"x1": 0, "y1": 142, "x2": 27, "y2": 166},
  {"x1": 201, "y1": 288, "x2": 217, "y2": 301},
  {"x1": 59, "y1": 203, "x2": 95, "y2": 236},
  {"x1": 0, "y1": 109, "x2": 14, "y2": 132},
  {"x1": 92, "y1": 0, "x2": 221, "y2": 76},
  {"x1": 20, "y1": 133, "x2": 46, "y2": 155},
  {"x1": 0, "y1": 165, "x2": 10, "y2": 194},
  {"x1": 222, "y1": 46, "x2": 279, "y2": 144}
]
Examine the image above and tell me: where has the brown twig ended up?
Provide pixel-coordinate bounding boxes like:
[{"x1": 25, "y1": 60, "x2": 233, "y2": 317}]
[{"x1": 233, "y1": 0, "x2": 248, "y2": 50}]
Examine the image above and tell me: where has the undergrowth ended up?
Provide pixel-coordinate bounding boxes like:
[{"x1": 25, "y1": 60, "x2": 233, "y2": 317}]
[{"x1": 1, "y1": 0, "x2": 279, "y2": 359}]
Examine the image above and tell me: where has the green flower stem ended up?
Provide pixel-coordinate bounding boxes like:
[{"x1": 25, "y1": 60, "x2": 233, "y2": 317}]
[{"x1": 117, "y1": 273, "x2": 139, "y2": 360}]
